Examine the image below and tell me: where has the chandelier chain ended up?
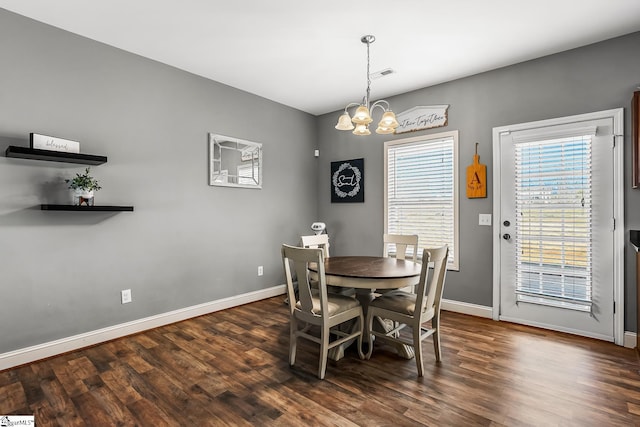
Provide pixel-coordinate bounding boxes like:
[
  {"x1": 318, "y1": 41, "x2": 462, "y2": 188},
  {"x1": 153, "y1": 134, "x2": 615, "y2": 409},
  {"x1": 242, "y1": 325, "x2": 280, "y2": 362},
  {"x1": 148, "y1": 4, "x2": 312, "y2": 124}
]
[{"x1": 366, "y1": 38, "x2": 371, "y2": 108}]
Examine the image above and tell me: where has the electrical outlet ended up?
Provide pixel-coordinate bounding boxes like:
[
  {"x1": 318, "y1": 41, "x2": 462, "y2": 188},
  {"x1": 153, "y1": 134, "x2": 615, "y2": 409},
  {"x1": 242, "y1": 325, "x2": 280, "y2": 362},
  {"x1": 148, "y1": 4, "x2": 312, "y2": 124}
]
[
  {"x1": 121, "y1": 289, "x2": 132, "y2": 304},
  {"x1": 258, "y1": 266, "x2": 264, "y2": 276},
  {"x1": 479, "y1": 214, "x2": 492, "y2": 226}
]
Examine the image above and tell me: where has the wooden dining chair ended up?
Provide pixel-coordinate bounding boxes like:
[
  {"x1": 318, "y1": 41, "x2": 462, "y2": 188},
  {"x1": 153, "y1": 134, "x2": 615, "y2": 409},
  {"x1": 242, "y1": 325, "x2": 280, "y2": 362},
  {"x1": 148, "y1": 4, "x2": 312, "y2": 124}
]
[
  {"x1": 366, "y1": 245, "x2": 449, "y2": 376},
  {"x1": 381, "y1": 233, "x2": 419, "y2": 294},
  {"x1": 383, "y1": 233, "x2": 419, "y2": 261},
  {"x1": 281, "y1": 244, "x2": 365, "y2": 379},
  {"x1": 301, "y1": 234, "x2": 354, "y2": 296},
  {"x1": 300, "y1": 234, "x2": 330, "y2": 257}
]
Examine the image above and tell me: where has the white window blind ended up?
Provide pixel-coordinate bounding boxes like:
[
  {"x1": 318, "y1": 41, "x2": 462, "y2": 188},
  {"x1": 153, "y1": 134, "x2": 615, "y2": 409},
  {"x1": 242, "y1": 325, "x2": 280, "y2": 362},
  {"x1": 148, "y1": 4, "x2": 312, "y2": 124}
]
[
  {"x1": 385, "y1": 131, "x2": 459, "y2": 270},
  {"x1": 514, "y1": 134, "x2": 592, "y2": 311}
]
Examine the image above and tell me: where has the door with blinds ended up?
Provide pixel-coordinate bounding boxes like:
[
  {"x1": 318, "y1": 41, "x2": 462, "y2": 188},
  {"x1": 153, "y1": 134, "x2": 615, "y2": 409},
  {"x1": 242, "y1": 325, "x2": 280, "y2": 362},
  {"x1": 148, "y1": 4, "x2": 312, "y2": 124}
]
[{"x1": 496, "y1": 112, "x2": 619, "y2": 341}]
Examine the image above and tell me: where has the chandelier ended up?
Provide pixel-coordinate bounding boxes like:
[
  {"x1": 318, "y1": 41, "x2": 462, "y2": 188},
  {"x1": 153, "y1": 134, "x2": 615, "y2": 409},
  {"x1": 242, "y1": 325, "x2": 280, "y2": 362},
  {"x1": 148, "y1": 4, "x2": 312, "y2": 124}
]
[{"x1": 335, "y1": 35, "x2": 399, "y2": 136}]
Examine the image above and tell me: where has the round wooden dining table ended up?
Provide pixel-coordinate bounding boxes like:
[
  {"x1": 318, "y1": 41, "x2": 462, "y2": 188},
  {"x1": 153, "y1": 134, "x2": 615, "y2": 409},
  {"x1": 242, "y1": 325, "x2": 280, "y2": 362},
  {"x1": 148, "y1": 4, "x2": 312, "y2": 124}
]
[
  {"x1": 308, "y1": 256, "x2": 422, "y2": 361},
  {"x1": 318, "y1": 256, "x2": 422, "y2": 291}
]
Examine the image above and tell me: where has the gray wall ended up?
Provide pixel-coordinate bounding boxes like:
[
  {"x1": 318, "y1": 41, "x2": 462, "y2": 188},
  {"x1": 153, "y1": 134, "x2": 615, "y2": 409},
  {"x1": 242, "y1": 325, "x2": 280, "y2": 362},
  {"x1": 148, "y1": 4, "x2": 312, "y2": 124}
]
[
  {"x1": 0, "y1": 9, "x2": 317, "y2": 353},
  {"x1": 2, "y1": 7, "x2": 640, "y2": 359},
  {"x1": 317, "y1": 32, "x2": 640, "y2": 331}
]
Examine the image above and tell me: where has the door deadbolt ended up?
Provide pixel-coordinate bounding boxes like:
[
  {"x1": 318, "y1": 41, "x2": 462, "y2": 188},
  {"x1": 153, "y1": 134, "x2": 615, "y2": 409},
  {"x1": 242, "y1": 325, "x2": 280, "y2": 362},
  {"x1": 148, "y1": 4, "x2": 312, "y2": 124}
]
[
  {"x1": 503, "y1": 220, "x2": 511, "y2": 227},
  {"x1": 503, "y1": 233, "x2": 511, "y2": 240}
]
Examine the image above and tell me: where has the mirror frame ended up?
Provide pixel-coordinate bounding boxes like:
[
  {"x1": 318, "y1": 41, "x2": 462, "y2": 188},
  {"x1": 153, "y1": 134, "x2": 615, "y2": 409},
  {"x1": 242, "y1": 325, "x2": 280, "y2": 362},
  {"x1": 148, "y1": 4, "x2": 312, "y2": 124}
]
[{"x1": 209, "y1": 133, "x2": 263, "y2": 189}]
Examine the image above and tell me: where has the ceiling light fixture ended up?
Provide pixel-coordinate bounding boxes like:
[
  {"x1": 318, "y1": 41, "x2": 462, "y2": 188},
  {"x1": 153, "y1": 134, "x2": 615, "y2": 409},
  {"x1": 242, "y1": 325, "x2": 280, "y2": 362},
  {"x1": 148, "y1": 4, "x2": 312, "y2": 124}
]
[{"x1": 335, "y1": 35, "x2": 399, "y2": 136}]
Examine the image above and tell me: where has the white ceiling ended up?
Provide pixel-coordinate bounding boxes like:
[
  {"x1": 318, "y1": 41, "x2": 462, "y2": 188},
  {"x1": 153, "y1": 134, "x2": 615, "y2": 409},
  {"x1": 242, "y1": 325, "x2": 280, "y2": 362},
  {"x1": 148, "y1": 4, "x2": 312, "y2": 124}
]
[{"x1": 2, "y1": 0, "x2": 640, "y2": 116}]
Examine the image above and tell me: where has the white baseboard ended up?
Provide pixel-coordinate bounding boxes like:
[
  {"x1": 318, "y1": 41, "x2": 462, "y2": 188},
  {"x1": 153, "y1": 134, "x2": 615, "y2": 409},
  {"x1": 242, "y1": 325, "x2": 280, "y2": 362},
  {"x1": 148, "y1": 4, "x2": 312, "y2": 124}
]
[
  {"x1": 443, "y1": 299, "x2": 638, "y2": 349},
  {"x1": 441, "y1": 298, "x2": 493, "y2": 318},
  {"x1": 2, "y1": 289, "x2": 633, "y2": 371},
  {"x1": 624, "y1": 331, "x2": 637, "y2": 349},
  {"x1": 0, "y1": 285, "x2": 286, "y2": 371}
]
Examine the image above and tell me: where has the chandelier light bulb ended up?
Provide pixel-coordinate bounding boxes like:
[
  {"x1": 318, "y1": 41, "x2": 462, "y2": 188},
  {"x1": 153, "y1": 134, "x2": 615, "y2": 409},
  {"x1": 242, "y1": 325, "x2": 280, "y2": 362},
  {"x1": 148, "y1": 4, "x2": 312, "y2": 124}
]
[
  {"x1": 352, "y1": 105, "x2": 373, "y2": 125},
  {"x1": 352, "y1": 123, "x2": 371, "y2": 136},
  {"x1": 379, "y1": 111, "x2": 399, "y2": 128}
]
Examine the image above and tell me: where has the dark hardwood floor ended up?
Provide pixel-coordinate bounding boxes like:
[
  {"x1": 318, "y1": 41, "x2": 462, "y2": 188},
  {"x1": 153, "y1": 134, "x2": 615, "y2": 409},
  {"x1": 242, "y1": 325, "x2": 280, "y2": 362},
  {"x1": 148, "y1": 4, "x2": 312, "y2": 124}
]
[{"x1": 1, "y1": 296, "x2": 639, "y2": 426}]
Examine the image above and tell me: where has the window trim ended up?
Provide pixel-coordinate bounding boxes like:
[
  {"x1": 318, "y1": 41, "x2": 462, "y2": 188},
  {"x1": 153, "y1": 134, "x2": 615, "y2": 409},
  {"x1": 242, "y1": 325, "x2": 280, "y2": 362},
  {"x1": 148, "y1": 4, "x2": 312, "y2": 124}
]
[{"x1": 384, "y1": 130, "x2": 460, "y2": 270}]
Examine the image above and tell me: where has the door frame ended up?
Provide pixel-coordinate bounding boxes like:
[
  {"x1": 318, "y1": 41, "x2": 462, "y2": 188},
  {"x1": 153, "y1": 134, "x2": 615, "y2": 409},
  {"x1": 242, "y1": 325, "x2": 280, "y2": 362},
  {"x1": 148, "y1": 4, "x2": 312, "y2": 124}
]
[{"x1": 491, "y1": 109, "x2": 624, "y2": 345}]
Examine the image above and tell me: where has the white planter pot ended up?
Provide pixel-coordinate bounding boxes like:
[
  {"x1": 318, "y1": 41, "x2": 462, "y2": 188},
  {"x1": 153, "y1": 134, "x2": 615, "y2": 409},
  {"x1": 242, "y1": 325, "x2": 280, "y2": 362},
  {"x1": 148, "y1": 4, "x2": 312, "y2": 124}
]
[{"x1": 72, "y1": 189, "x2": 95, "y2": 206}]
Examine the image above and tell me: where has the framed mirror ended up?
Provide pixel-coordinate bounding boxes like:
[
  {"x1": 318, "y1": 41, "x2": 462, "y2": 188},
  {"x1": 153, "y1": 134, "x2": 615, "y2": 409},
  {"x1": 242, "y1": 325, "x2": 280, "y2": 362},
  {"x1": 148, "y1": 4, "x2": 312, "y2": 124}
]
[{"x1": 209, "y1": 133, "x2": 262, "y2": 189}]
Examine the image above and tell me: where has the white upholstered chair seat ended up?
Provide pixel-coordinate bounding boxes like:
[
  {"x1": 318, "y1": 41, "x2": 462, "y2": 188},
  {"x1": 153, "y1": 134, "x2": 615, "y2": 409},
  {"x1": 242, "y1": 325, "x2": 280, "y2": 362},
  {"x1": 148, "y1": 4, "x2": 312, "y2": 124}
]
[
  {"x1": 370, "y1": 291, "x2": 417, "y2": 315},
  {"x1": 296, "y1": 294, "x2": 361, "y2": 316},
  {"x1": 370, "y1": 291, "x2": 437, "y2": 319}
]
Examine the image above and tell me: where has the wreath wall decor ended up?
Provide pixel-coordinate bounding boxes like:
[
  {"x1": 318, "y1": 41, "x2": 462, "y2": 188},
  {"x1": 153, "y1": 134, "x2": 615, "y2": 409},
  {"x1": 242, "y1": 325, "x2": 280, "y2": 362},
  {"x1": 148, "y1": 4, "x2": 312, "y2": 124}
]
[{"x1": 331, "y1": 158, "x2": 364, "y2": 203}]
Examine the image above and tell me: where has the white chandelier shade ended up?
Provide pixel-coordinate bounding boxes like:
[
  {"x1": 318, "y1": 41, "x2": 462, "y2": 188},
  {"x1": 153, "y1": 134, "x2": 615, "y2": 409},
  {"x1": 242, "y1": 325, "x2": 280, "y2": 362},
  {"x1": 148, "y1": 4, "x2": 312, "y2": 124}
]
[{"x1": 335, "y1": 35, "x2": 399, "y2": 136}]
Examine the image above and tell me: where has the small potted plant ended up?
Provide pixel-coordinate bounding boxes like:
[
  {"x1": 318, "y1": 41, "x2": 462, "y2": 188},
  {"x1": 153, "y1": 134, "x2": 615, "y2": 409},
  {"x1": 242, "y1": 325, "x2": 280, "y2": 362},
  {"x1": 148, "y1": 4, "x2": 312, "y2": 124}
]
[{"x1": 66, "y1": 167, "x2": 101, "y2": 206}]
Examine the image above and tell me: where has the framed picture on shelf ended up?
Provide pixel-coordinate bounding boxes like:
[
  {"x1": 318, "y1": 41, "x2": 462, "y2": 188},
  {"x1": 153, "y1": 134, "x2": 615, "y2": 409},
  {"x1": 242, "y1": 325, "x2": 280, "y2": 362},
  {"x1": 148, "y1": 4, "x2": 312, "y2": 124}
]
[{"x1": 30, "y1": 133, "x2": 80, "y2": 153}]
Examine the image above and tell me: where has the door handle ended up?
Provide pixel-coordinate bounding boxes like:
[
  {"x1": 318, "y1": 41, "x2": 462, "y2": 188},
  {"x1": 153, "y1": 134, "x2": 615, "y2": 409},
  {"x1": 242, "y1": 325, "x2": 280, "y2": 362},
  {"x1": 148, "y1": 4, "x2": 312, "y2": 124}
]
[{"x1": 502, "y1": 233, "x2": 511, "y2": 241}]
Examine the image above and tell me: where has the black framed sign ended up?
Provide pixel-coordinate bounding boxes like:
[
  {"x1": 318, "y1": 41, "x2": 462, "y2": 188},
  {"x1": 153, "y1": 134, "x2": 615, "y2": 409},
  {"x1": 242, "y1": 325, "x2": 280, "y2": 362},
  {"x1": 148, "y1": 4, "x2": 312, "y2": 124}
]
[{"x1": 331, "y1": 158, "x2": 364, "y2": 203}]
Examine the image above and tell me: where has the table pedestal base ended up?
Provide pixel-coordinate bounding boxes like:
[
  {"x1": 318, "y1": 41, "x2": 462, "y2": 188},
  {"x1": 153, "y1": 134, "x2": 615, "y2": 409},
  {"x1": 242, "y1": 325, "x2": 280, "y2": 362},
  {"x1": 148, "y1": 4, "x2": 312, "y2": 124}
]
[{"x1": 328, "y1": 289, "x2": 414, "y2": 361}]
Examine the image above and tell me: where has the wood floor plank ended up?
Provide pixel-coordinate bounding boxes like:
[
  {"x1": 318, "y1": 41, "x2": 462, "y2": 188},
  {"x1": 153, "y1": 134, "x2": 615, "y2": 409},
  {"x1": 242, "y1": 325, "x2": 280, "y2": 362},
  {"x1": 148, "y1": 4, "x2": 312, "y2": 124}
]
[
  {"x1": 0, "y1": 381, "x2": 27, "y2": 413},
  {"x1": 99, "y1": 364, "x2": 144, "y2": 406},
  {"x1": 66, "y1": 356, "x2": 99, "y2": 381},
  {"x1": 126, "y1": 398, "x2": 181, "y2": 426},
  {"x1": 51, "y1": 362, "x2": 89, "y2": 398},
  {"x1": 1, "y1": 296, "x2": 640, "y2": 426}
]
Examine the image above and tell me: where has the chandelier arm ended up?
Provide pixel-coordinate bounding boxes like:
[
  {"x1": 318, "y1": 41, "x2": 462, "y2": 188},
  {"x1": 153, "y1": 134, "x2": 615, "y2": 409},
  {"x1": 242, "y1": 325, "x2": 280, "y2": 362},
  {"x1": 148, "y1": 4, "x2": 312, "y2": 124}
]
[
  {"x1": 370, "y1": 100, "x2": 391, "y2": 114},
  {"x1": 343, "y1": 102, "x2": 361, "y2": 113}
]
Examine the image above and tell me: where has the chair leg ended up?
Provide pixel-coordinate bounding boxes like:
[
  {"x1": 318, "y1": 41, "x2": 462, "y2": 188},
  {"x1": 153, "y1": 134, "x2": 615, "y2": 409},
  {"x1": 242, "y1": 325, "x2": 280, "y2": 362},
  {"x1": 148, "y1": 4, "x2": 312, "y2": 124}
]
[
  {"x1": 414, "y1": 326, "x2": 424, "y2": 377},
  {"x1": 365, "y1": 311, "x2": 375, "y2": 360},
  {"x1": 432, "y1": 318, "x2": 442, "y2": 362},
  {"x1": 356, "y1": 313, "x2": 365, "y2": 360},
  {"x1": 289, "y1": 317, "x2": 297, "y2": 366},
  {"x1": 318, "y1": 327, "x2": 329, "y2": 379}
]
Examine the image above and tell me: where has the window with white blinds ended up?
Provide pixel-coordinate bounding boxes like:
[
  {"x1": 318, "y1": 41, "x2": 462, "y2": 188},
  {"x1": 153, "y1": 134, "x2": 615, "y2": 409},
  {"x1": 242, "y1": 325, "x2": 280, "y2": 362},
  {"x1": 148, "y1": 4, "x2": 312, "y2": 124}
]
[
  {"x1": 385, "y1": 131, "x2": 459, "y2": 270},
  {"x1": 514, "y1": 134, "x2": 592, "y2": 312}
]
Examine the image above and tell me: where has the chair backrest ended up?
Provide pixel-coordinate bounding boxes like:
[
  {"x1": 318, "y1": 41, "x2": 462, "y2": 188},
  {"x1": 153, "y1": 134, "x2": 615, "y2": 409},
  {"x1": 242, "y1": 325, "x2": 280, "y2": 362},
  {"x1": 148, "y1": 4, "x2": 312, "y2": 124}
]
[
  {"x1": 281, "y1": 244, "x2": 328, "y2": 318},
  {"x1": 300, "y1": 234, "x2": 330, "y2": 258},
  {"x1": 415, "y1": 245, "x2": 450, "y2": 320},
  {"x1": 383, "y1": 233, "x2": 419, "y2": 261}
]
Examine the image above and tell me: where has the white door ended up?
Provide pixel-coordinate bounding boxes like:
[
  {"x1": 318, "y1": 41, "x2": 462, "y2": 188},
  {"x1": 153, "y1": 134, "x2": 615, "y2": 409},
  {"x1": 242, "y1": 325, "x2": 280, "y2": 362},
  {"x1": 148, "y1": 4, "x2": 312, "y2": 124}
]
[{"x1": 494, "y1": 110, "x2": 623, "y2": 342}]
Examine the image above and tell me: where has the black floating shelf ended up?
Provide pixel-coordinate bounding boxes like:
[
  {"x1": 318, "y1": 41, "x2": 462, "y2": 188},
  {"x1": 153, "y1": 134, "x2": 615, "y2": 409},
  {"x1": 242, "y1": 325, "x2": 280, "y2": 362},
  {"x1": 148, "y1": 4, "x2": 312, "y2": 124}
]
[
  {"x1": 6, "y1": 146, "x2": 107, "y2": 165},
  {"x1": 41, "y1": 205, "x2": 134, "y2": 212}
]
